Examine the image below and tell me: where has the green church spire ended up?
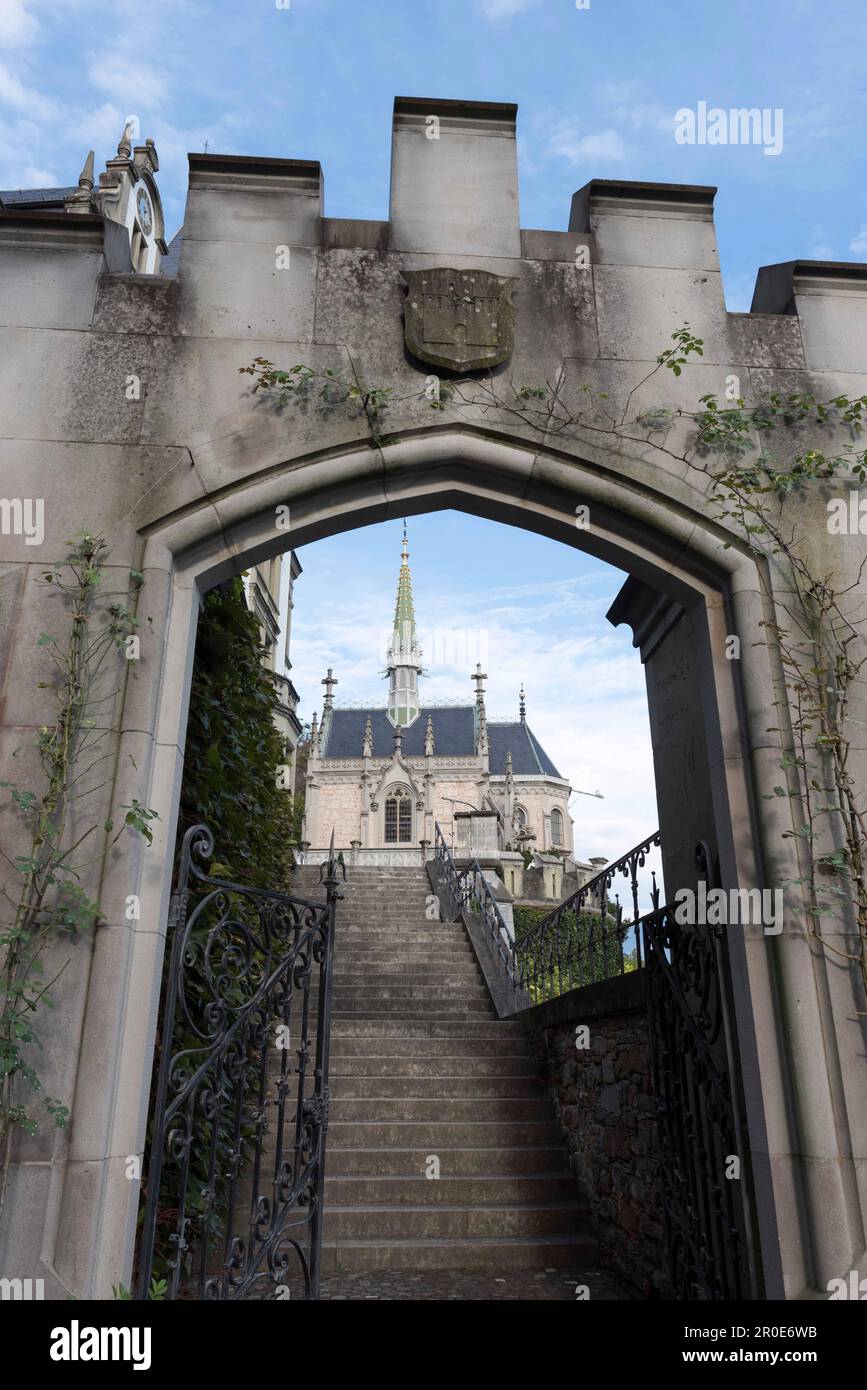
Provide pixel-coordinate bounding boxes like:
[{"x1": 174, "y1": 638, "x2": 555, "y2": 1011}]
[
  {"x1": 386, "y1": 522, "x2": 423, "y2": 727},
  {"x1": 392, "y1": 522, "x2": 417, "y2": 658}
]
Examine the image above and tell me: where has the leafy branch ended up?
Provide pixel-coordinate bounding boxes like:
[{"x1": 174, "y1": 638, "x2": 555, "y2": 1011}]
[{"x1": 0, "y1": 534, "x2": 159, "y2": 1214}]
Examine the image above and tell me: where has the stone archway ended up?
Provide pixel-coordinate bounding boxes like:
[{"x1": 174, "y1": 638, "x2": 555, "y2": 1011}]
[{"x1": 48, "y1": 425, "x2": 791, "y2": 1299}]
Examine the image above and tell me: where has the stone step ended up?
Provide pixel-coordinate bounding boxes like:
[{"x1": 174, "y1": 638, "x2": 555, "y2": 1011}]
[
  {"x1": 319, "y1": 1234, "x2": 596, "y2": 1272},
  {"x1": 330, "y1": 1017, "x2": 520, "y2": 1034},
  {"x1": 322, "y1": 1202, "x2": 590, "y2": 1240},
  {"x1": 334, "y1": 960, "x2": 476, "y2": 973},
  {"x1": 336, "y1": 923, "x2": 465, "y2": 934},
  {"x1": 331, "y1": 870, "x2": 427, "y2": 877},
  {"x1": 339, "y1": 906, "x2": 435, "y2": 915},
  {"x1": 328, "y1": 1054, "x2": 535, "y2": 1076},
  {"x1": 332, "y1": 1001, "x2": 494, "y2": 1017},
  {"x1": 342, "y1": 869, "x2": 430, "y2": 877},
  {"x1": 324, "y1": 1175, "x2": 578, "y2": 1205},
  {"x1": 329, "y1": 1097, "x2": 551, "y2": 1123},
  {"x1": 331, "y1": 985, "x2": 490, "y2": 1002},
  {"x1": 329, "y1": 1075, "x2": 543, "y2": 1098},
  {"x1": 337, "y1": 928, "x2": 456, "y2": 937},
  {"x1": 325, "y1": 1146, "x2": 569, "y2": 1177},
  {"x1": 333, "y1": 968, "x2": 481, "y2": 983},
  {"x1": 328, "y1": 1121, "x2": 563, "y2": 1147},
  {"x1": 327, "y1": 1037, "x2": 529, "y2": 1058},
  {"x1": 336, "y1": 920, "x2": 466, "y2": 930},
  {"x1": 335, "y1": 946, "x2": 475, "y2": 961},
  {"x1": 338, "y1": 927, "x2": 468, "y2": 937},
  {"x1": 333, "y1": 961, "x2": 476, "y2": 974},
  {"x1": 330, "y1": 1004, "x2": 495, "y2": 1019}
]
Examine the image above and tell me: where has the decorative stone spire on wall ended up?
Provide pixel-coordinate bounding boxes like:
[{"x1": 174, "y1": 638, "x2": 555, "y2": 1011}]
[
  {"x1": 504, "y1": 748, "x2": 515, "y2": 838},
  {"x1": 393, "y1": 722, "x2": 403, "y2": 755},
  {"x1": 310, "y1": 711, "x2": 320, "y2": 756},
  {"x1": 66, "y1": 150, "x2": 95, "y2": 214},
  {"x1": 424, "y1": 714, "x2": 435, "y2": 756},
  {"x1": 362, "y1": 715, "x2": 373, "y2": 757},
  {"x1": 118, "y1": 120, "x2": 135, "y2": 158}
]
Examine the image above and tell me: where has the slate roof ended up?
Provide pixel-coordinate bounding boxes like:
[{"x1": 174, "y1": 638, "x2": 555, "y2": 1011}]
[
  {"x1": 321, "y1": 705, "x2": 562, "y2": 778},
  {"x1": 0, "y1": 186, "x2": 76, "y2": 209},
  {"x1": 161, "y1": 227, "x2": 183, "y2": 276}
]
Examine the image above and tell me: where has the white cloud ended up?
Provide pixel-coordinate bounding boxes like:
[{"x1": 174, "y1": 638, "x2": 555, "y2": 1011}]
[
  {"x1": 850, "y1": 226, "x2": 867, "y2": 258},
  {"x1": 598, "y1": 80, "x2": 641, "y2": 107},
  {"x1": 0, "y1": 59, "x2": 56, "y2": 118},
  {"x1": 20, "y1": 162, "x2": 57, "y2": 184},
  {"x1": 545, "y1": 124, "x2": 627, "y2": 167},
  {"x1": 87, "y1": 55, "x2": 169, "y2": 110},
  {"x1": 68, "y1": 100, "x2": 125, "y2": 150},
  {"x1": 479, "y1": 0, "x2": 540, "y2": 18},
  {"x1": 0, "y1": 0, "x2": 41, "y2": 51}
]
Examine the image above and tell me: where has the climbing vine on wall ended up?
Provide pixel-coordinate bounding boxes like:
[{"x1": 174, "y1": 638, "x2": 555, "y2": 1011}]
[{"x1": 0, "y1": 535, "x2": 158, "y2": 1215}]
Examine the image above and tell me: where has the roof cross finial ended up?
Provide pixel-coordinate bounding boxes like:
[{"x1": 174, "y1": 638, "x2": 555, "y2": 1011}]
[
  {"x1": 321, "y1": 667, "x2": 338, "y2": 709},
  {"x1": 519, "y1": 684, "x2": 526, "y2": 723}
]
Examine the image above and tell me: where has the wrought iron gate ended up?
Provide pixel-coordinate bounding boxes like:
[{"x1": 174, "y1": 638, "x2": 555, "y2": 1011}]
[
  {"x1": 641, "y1": 844, "x2": 762, "y2": 1300},
  {"x1": 136, "y1": 824, "x2": 343, "y2": 1300}
]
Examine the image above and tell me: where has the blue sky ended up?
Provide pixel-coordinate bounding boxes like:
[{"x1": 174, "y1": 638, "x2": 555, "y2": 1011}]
[
  {"x1": 3, "y1": 0, "x2": 863, "y2": 862},
  {"x1": 3, "y1": 0, "x2": 865, "y2": 306}
]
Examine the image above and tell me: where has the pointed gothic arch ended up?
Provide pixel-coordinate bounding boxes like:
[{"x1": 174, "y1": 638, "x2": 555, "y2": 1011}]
[{"x1": 383, "y1": 783, "x2": 414, "y2": 844}]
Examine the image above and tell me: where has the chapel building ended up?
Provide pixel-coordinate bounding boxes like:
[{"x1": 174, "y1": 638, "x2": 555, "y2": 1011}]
[{"x1": 301, "y1": 528, "x2": 575, "y2": 865}]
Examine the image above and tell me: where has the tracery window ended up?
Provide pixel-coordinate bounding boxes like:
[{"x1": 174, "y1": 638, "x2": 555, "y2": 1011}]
[{"x1": 384, "y1": 786, "x2": 413, "y2": 843}]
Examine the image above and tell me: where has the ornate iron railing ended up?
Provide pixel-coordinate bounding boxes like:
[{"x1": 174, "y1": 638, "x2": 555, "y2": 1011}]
[
  {"x1": 640, "y1": 843, "x2": 760, "y2": 1300},
  {"x1": 135, "y1": 823, "x2": 343, "y2": 1301},
  {"x1": 432, "y1": 823, "x2": 525, "y2": 1008},
  {"x1": 515, "y1": 831, "x2": 661, "y2": 1004}
]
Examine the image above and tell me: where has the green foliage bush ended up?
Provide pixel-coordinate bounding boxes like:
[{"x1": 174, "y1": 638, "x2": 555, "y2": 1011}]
[
  {"x1": 176, "y1": 577, "x2": 294, "y2": 886},
  {"x1": 513, "y1": 903, "x2": 632, "y2": 1001}
]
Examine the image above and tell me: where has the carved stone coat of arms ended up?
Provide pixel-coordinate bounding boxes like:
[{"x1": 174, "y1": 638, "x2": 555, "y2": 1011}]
[{"x1": 402, "y1": 267, "x2": 517, "y2": 371}]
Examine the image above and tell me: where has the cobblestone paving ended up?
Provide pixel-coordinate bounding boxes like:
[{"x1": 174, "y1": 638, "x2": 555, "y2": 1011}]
[{"x1": 317, "y1": 1267, "x2": 631, "y2": 1301}]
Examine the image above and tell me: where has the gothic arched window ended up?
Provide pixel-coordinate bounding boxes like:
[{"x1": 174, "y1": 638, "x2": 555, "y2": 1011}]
[
  {"x1": 550, "y1": 808, "x2": 564, "y2": 847},
  {"x1": 384, "y1": 786, "x2": 413, "y2": 844},
  {"x1": 514, "y1": 806, "x2": 527, "y2": 829}
]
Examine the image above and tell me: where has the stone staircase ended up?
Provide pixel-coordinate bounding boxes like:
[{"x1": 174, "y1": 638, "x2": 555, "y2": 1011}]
[{"x1": 292, "y1": 863, "x2": 596, "y2": 1275}]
